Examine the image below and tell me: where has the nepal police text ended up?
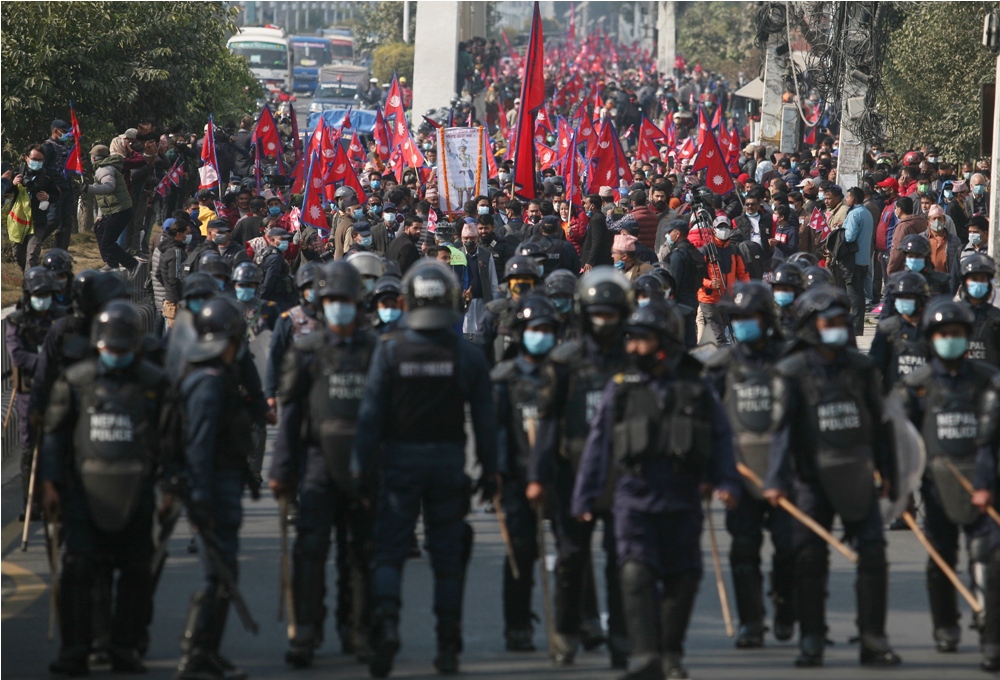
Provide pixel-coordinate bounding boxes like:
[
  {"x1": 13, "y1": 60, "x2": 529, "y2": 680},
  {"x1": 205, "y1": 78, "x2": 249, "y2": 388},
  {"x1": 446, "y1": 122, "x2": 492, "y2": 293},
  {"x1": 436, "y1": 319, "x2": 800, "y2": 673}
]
[
  {"x1": 89, "y1": 414, "x2": 134, "y2": 442},
  {"x1": 818, "y1": 402, "x2": 861, "y2": 432},
  {"x1": 936, "y1": 412, "x2": 978, "y2": 440}
]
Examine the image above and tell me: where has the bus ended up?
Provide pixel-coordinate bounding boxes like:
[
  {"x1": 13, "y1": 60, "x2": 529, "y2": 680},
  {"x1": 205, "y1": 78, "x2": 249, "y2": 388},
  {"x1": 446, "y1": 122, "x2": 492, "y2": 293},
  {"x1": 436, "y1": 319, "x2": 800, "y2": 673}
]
[
  {"x1": 318, "y1": 27, "x2": 354, "y2": 64},
  {"x1": 227, "y1": 25, "x2": 292, "y2": 93},
  {"x1": 291, "y1": 35, "x2": 332, "y2": 92}
]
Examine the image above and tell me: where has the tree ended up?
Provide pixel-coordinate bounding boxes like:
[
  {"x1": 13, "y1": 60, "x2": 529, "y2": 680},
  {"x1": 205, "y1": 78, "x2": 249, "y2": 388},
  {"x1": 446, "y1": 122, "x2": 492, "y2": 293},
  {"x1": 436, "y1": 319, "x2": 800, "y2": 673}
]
[
  {"x1": 372, "y1": 43, "x2": 415, "y2": 84},
  {"x1": 675, "y1": 2, "x2": 760, "y2": 81},
  {"x1": 0, "y1": 2, "x2": 258, "y2": 158},
  {"x1": 880, "y1": 2, "x2": 995, "y2": 161},
  {"x1": 354, "y1": 1, "x2": 415, "y2": 50}
]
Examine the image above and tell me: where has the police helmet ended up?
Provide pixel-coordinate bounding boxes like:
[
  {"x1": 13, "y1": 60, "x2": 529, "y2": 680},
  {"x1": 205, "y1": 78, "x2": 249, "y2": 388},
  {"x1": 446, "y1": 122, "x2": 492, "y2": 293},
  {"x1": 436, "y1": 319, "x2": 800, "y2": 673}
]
[
  {"x1": 770, "y1": 262, "x2": 805, "y2": 291},
  {"x1": 402, "y1": 259, "x2": 461, "y2": 330},
  {"x1": 921, "y1": 299, "x2": 974, "y2": 335},
  {"x1": 787, "y1": 252, "x2": 819, "y2": 268},
  {"x1": 182, "y1": 272, "x2": 219, "y2": 300},
  {"x1": 792, "y1": 284, "x2": 851, "y2": 337},
  {"x1": 633, "y1": 274, "x2": 665, "y2": 300},
  {"x1": 504, "y1": 255, "x2": 542, "y2": 282},
  {"x1": 199, "y1": 252, "x2": 231, "y2": 280},
  {"x1": 650, "y1": 264, "x2": 677, "y2": 295},
  {"x1": 577, "y1": 266, "x2": 633, "y2": 314},
  {"x1": 345, "y1": 251, "x2": 386, "y2": 280},
  {"x1": 316, "y1": 261, "x2": 361, "y2": 302},
  {"x1": 517, "y1": 240, "x2": 548, "y2": 266},
  {"x1": 371, "y1": 275, "x2": 403, "y2": 303},
  {"x1": 383, "y1": 258, "x2": 403, "y2": 279},
  {"x1": 334, "y1": 185, "x2": 356, "y2": 200},
  {"x1": 23, "y1": 267, "x2": 60, "y2": 295},
  {"x1": 91, "y1": 300, "x2": 143, "y2": 353},
  {"x1": 41, "y1": 248, "x2": 74, "y2": 276},
  {"x1": 803, "y1": 265, "x2": 834, "y2": 289},
  {"x1": 721, "y1": 281, "x2": 777, "y2": 320},
  {"x1": 295, "y1": 261, "x2": 323, "y2": 290},
  {"x1": 623, "y1": 298, "x2": 685, "y2": 347},
  {"x1": 232, "y1": 261, "x2": 263, "y2": 286},
  {"x1": 889, "y1": 271, "x2": 930, "y2": 299},
  {"x1": 190, "y1": 296, "x2": 247, "y2": 362},
  {"x1": 544, "y1": 269, "x2": 577, "y2": 298},
  {"x1": 73, "y1": 270, "x2": 128, "y2": 318},
  {"x1": 901, "y1": 234, "x2": 931, "y2": 258},
  {"x1": 263, "y1": 164, "x2": 280, "y2": 177},
  {"x1": 960, "y1": 252, "x2": 996, "y2": 277},
  {"x1": 513, "y1": 294, "x2": 559, "y2": 330}
]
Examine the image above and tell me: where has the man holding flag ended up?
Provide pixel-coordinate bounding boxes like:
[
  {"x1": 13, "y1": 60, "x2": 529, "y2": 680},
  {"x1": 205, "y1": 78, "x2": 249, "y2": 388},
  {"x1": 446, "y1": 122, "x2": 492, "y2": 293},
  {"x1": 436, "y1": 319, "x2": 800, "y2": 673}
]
[{"x1": 42, "y1": 116, "x2": 77, "y2": 250}]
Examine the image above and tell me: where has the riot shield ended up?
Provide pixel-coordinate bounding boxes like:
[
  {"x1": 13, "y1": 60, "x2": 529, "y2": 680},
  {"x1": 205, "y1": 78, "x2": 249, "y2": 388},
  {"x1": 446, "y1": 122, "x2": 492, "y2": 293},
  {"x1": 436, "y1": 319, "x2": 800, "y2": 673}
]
[
  {"x1": 880, "y1": 390, "x2": 926, "y2": 523},
  {"x1": 164, "y1": 308, "x2": 198, "y2": 382},
  {"x1": 248, "y1": 328, "x2": 273, "y2": 385}
]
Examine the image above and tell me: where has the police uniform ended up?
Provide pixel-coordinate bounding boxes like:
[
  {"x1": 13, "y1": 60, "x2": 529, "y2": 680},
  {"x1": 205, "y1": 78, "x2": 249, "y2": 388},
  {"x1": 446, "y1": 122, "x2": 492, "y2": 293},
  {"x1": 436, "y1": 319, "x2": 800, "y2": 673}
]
[
  {"x1": 39, "y1": 303, "x2": 166, "y2": 675},
  {"x1": 572, "y1": 301, "x2": 741, "y2": 679},
  {"x1": 240, "y1": 293, "x2": 278, "y2": 485},
  {"x1": 870, "y1": 315, "x2": 928, "y2": 391},
  {"x1": 978, "y1": 373, "x2": 1000, "y2": 670},
  {"x1": 353, "y1": 259, "x2": 497, "y2": 677},
  {"x1": 265, "y1": 304, "x2": 321, "y2": 401}
]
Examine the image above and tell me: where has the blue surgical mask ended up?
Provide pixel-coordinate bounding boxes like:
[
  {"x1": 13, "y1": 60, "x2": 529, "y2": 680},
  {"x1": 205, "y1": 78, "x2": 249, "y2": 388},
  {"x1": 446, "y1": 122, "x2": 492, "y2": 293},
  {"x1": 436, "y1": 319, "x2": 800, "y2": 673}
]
[
  {"x1": 268, "y1": 206, "x2": 282, "y2": 217},
  {"x1": 553, "y1": 297, "x2": 573, "y2": 314},
  {"x1": 27, "y1": 160, "x2": 44, "y2": 171},
  {"x1": 371, "y1": 180, "x2": 381, "y2": 190},
  {"x1": 304, "y1": 289, "x2": 316, "y2": 304},
  {"x1": 30, "y1": 295, "x2": 52, "y2": 312},
  {"x1": 360, "y1": 235, "x2": 373, "y2": 248},
  {"x1": 187, "y1": 299, "x2": 205, "y2": 314},
  {"x1": 773, "y1": 291, "x2": 795, "y2": 307},
  {"x1": 369, "y1": 204, "x2": 382, "y2": 215},
  {"x1": 973, "y1": 185, "x2": 986, "y2": 196},
  {"x1": 904, "y1": 257, "x2": 925, "y2": 272},
  {"x1": 353, "y1": 209, "x2": 365, "y2": 220},
  {"x1": 666, "y1": 232, "x2": 675, "y2": 246},
  {"x1": 964, "y1": 172, "x2": 972, "y2": 181},
  {"x1": 213, "y1": 233, "x2": 227, "y2": 245},
  {"x1": 523, "y1": 330, "x2": 555, "y2": 356},
  {"x1": 613, "y1": 260, "x2": 626, "y2": 270},
  {"x1": 324, "y1": 301, "x2": 357, "y2": 326},
  {"x1": 969, "y1": 233, "x2": 982, "y2": 245},
  {"x1": 790, "y1": 162, "x2": 798, "y2": 170},
  {"x1": 99, "y1": 349, "x2": 135, "y2": 370},
  {"x1": 585, "y1": 210, "x2": 594, "y2": 217},
  {"x1": 383, "y1": 212, "x2": 395, "y2": 225},
  {"x1": 944, "y1": 190, "x2": 954, "y2": 200},
  {"x1": 216, "y1": 278, "x2": 227, "y2": 291},
  {"x1": 933, "y1": 336, "x2": 968, "y2": 360},
  {"x1": 819, "y1": 327, "x2": 849, "y2": 347},
  {"x1": 377, "y1": 307, "x2": 402, "y2": 324},
  {"x1": 60, "y1": 132, "x2": 74, "y2": 143},
  {"x1": 817, "y1": 191, "x2": 825, "y2": 201},
  {"x1": 277, "y1": 240, "x2": 289, "y2": 252},
  {"x1": 967, "y1": 281, "x2": 990, "y2": 299},
  {"x1": 731, "y1": 318, "x2": 763, "y2": 343},
  {"x1": 235, "y1": 286, "x2": 256, "y2": 302},
  {"x1": 183, "y1": 233, "x2": 193, "y2": 245},
  {"x1": 894, "y1": 298, "x2": 916, "y2": 316},
  {"x1": 637, "y1": 298, "x2": 651, "y2": 307},
  {"x1": 477, "y1": 206, "x2": 490, "y2": 215},
  {"x1": 190, "y1": 208, "x2": 200, "y2": 219}
]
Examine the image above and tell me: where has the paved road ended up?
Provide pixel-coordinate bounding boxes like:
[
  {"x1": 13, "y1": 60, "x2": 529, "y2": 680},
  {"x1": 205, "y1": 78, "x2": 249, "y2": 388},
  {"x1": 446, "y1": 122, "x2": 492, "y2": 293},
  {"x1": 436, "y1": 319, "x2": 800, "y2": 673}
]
[{"x1": 4, "y1": 328, "x2": 993, "y2": 680}]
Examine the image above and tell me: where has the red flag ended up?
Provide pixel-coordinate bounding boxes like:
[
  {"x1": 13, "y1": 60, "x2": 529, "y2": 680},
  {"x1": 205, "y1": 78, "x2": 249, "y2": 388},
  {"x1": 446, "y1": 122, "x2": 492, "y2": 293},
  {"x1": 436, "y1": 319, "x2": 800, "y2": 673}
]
[
  {"x1": 497, "y1": 100, "x2": 510, "y2": 140},
  {"x1": 803, "y1": 125, "x2": 816, "y2": 146},
  {"x1": 691, "y1": 126, "x2": 735, "y2": 196},
  {"x1": 289, "y1": 102, "x2": 302, "y2": 163},
  {"x1": 578, "y1": 115, "x2": 597, "y2": 159},
  {"x1": 421, "y1": 115, "x2": 442, "y2": 130},
  {"x1": 254, "y1": 106, "x2": 283, "y2": 160},
  {"x1": 65, "y1": 102, "x2": 84, "y2": 175},
  {"x1": 511, "y1": 1, "x2": 545, "y2": 199},
  {"x1": 662, "y1": 111, "x2": 677, "y2": 151},
  {"x1": 384, "y1": 75, "x2": 408, "y2": 146},
  {"x1": 348, "y1": 130, "x2": 366, "y2": 165},
  {"x1": 290, "y1": 158, "x2": 305, "y2": 194},
  {"x1": 306, "y1": 115, "x2": 326, "y2": 160},
  {"x1": 809, "y1": 207, "x2": 830, "y2": 239},
  {"x1": 676, "y1": 137, "x2": 696, "y2": 161},
  {"x1": 301, "y1": 153, "x2": 328, "y2": 235},
  {"x1": 636, "y1": 116, "x2": 666, "y2": 163},
  {"x1": 325, "y1": 142, "x2": 367, "y2": 203},
  {"x1": 166, "y1": 159, "x2": 185, "y2": 187},
  {"x1": 400, "y1": 133, "x2": 427, "y2": 169},
  {"x1": 535, "y1": 142, "x2": 558, "y2": 171},
  {"x1": 373, "y1": 108, "x2": 392, "y2": 162},
  {"x1": 536, "y1": 103, "x2": 555, "y2": 133},
  {"x1": 199, "y1": 114, "x2": 220, "y2": 192},
  {"x1": 486, "y1": 136, "x2": 498, "y2": 179},
  {"x1": 710, "y1": 105, "x2": 722, "y2": 132},
  {"x1": 556, "y1": 117, "x2": 574, "y2": 160},
  {"x1": 387, "y1": 145, "x2": 405, "y2": 183},
  {"x1": 588, "y1": 121, "x2": 631, "y2": 192},
  {"x1": 153, "y1": 168, "x2": 173, "y2": 198},
  {"x1": 696, "y1": 106, "x2": 711, "y2": 148}
]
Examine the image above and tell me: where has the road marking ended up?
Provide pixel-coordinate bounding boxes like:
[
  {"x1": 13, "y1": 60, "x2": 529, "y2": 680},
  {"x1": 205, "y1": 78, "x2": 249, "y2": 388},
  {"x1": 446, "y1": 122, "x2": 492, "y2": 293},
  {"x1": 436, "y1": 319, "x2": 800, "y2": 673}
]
[{"x1": 1, "y1": 520, "x2": 49, "y2": 620}]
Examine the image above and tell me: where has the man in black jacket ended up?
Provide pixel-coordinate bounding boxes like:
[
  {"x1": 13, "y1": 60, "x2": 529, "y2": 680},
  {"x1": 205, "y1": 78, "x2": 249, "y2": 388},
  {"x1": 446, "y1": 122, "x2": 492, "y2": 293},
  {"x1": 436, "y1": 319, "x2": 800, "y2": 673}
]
[
  {"x1": 385, "y1": 215, "x2": 422, "y2": 275},
  {"x1": 579, "y1": 194, "x2": 613, "y2": 272},
  {"x1": 732, "y1": 191, "x2": 773, "y2": 279},
  {"x1": 156, "y1": 217, "x2": 192, "y2": 328},
  {"x1": 665, "y1": 219, "x2": 706, "y2": 347},
  {"x1": 232, "y1": 116, "x2": 254, "y2": 179}
]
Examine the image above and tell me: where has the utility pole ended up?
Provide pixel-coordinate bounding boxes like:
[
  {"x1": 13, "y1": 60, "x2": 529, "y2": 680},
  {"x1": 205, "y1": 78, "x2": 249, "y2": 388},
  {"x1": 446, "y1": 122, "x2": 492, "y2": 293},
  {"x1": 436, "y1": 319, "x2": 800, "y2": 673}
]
[
  {"x1": 759, "y1": 27, "x2": 787, "y2": 149},
  {"x1": 656, "y1": 0, "x2": 675, "y2": 77},
  {"x1": 403, "y1": 0, "x2": 411, "y2": 43},
  {"x1": 987, "y1": 7, "x2": 1000, "y2": 262},
  {"x1": 836, "y1": 6, "x2": 869, "y2": 192}
]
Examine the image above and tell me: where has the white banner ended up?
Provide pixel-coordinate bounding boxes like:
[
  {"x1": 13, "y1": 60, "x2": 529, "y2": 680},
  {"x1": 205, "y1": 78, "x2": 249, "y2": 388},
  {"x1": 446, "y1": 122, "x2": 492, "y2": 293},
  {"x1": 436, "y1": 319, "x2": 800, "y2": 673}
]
[{"x1": 436, "y1": 127, "x2": 489, "y2": 216}]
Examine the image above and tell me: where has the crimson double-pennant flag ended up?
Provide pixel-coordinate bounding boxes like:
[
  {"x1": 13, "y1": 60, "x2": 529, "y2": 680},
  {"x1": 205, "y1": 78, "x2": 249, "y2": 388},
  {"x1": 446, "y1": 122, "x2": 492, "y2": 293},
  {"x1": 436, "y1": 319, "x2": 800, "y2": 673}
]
[
  {"x1": 288, "y1": 102, "x2": 302, "y2": 163},
  {"x1": 199, "y1": 114, "x2": 220, "y2": 192},
  {"x1": 535, "y1": 142, "x2": 557, "y2": 171},
  {"x1": 65, "y1": 102, "x2": 84, "y2": 175},
  {"x1": 511, "y1": 1, "x2": 545, "y2": 200},
  {"x1": 254, "y1": 106, "x2": 283, "y2": 160},
  {"x1": 166, "y1": 159, "x2": 185, "y2": 186},
  {"x1": 803, "y1": 125, "x2": 816, "y2": 146},
  {"x1": 588, "y1": 120, "x2": 631, "y2": 193},
  {"x1": 636, "y1": 116, "x2": 666, "y2": 163},
  {"x1": 373, "y1": 108, "x2": 392, "y2": 162},
  {"x1": 347, "y1": 130, "x2": 366, "y2": 165},
  {"x1": 301, "y1": 152, "x2": 328, "y2": 235},
  {"x1": 324, "y1": 141, "x2": 366, "y2": 203},
  {"x1": 384, "y1": 75, "x2": 408, "y2": 147},
  {"x1": 690, "y1": 125, "x2": 735, "y2": 196}
]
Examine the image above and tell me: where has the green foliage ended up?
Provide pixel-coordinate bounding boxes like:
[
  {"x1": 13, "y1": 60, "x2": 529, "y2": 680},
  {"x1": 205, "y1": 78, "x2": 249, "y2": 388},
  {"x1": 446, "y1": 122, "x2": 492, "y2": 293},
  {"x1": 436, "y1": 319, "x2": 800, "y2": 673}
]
[
  {"x1": 880, "y1": 2, "x2": 995, "y2": 161},
  {"x1": 355, "y1": 1, "x2": 412, "y2": 48},
  {"x1": 0, "y1": 1, "x2": 258, "y2": 158},
  {"x1": 372, "y1": 42, "x2": 415, "y2": 84},
  {"x1": 676, "y1": 2, "x2": 760, "y2": 81}
]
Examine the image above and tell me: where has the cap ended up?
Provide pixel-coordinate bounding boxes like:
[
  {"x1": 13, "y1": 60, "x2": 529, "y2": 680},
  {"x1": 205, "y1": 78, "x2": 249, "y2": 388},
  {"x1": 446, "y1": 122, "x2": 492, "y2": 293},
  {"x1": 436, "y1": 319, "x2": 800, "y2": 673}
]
[
  {"x1": 743, "y1": 144, "x2": 756, "y2": 154},
  {"x1": 599, "y1": 186, "x2": 614, "y2": 198},
  {"x1": 797, "y1": 178, "x2": 815, "y2": 189},
  {"x1": 51, "y1": 119, "x2": 70, "y2": 131},
  {"x1": 927, "y1": 204, "x2": 945, "y2": 220},
  {"x1": 267, "y1": 227, "x2": 291, "y2": 239},
  {"x1": 207, "y1": 219, "x2": 231, "y2": 232},
  {"x1": 353, "y1": 221, "x2": 372, "y2": 236},
  {"x1": 461, "y1": 222, "x2": 478, "y2": 238},
  {"x1": 124, "y1": 128, "x2": 138, "y2": 139},
  {"x1": 951, "y1": 180, "x2": 969, "y2": 193},
  {"x1": 612, "y1": 233, "x2": 637, "y2": 252},
  {"x1": 89, "y1": 144, "x2": 110, "y2": 158},
  {"x1": 876, "y1": 177, "x2": 899, "y2": 191},
  {"x1": 713, "y1": 215, "x2": 732, "y2": 228},
  {"x1": 162, "y1": 218, "x2": 177, "y2": 231},
  {"x1": 737, "y1": 173, "x2": 750, "y2": 184}
]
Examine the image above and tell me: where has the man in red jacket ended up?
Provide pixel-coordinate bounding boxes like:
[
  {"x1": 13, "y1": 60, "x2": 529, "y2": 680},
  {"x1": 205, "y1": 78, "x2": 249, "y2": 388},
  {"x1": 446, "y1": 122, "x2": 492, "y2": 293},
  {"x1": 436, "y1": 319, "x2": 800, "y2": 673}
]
[{"x1": 627, "y1": 186, "x2": 660, "y2": 249}]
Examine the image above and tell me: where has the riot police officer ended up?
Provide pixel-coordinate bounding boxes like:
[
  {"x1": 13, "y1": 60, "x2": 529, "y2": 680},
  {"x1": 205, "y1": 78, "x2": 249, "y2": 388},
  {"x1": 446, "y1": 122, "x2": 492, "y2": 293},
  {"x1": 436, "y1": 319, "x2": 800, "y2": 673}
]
[
  {"x1": 270, "y1": 260, "x2": 380, "y2": 667},
  {"x1": 544, "y1": 269, "x2": 579, "y2": 340},
  {"x1": 976, "y1": 372, "x2": 1000, "y2": 670},
  {"x1": 352, "y1": 259, "x2": 497, "y2": 677},
  {"x1": 957, "y1": 253, "x2": 1000, "y2": 366},
  {"x1": 174, "y1": 297, "x2": 255, "y2": 680},
  {"x1": 345, "y1": 250, "x2": 387, "y2": 302},
  {"x1": 764, "y1": 285, "x2": 901, "y2": 668},
  {"x1": 258, "y1": 227, "x2": 298, "y2": 311},
  {"x1": 769, "y1": 262, "x2": 804, "y2": 340},
  {"x1": 198, "y1": 252, "x2": 234, "y2": 294},
  {"x1": 803, "y1": 265, "x2": 834, "y2": 289},
  {"x1": 633, "y1": 274, "x2": 666, "y2": 307},
  {"x1": 6, "y1": 267, "x2": 64, "y2": 517},
  {"x1": 40, "y1": 301, "x2": 167, "y2": 675},
  {"x1": 705, "y1": 282, "x2": 796, "y2": 648},
  {"x1": 869, "y1": 272, "x2": 932, "y2": 392},
  {"x1": 265, "y1": 261, "x2": 323, "y2": 410},
  {"x1": 880, "y1": 234, "x2": 950, "y2": 318},
  {"x1": 491, "y1": 294, "x2": 561, "y2": 652},
  {"x1": 572, "y1": 299, "x2": 740, "y2": 680},
  {"x1": 898, "y1": 300, "x2": 1000, "y2": 665},
  {"x1": 41, "y1": 247, "x2": 75, "y2": 306},
  {"x1": 526, "y1": 266, "x2": 633, "y2": 668},
  {"x1": 484, "y1": 255, "x2": 543, "y2": 364},
  {"x1": 371, "y1": 275, "x2": 404, "y2": 334}
]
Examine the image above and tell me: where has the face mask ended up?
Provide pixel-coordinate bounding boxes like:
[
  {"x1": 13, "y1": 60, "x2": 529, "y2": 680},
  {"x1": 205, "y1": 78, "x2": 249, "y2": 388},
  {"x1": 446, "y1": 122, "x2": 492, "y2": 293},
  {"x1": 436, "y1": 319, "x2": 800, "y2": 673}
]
[
  {"x1": 894, "y1": 298, "x2": 917, "y2": 316},
  {"x1": 274, "y1": 240, "x2": 289, "y2": 253},
  {"x1": 590, "y1": 315, "x2": 619, "y2": 339},
  {"x1": 353, "y1": 209, "x2": 365, "y2": 220},
  {"x1": 359, "y1": 235, "x2": 373, "y2": 248},
  {"x1": 819, "y1": 326, "x2": 849, "y2": 347},
  {"x1": 974, "y1": 185, "x2": 986, "y2": 196},
  {"x1": 928, "y1": 157, "x2": 937, "y2": 164},
  {"x1": 930, "y1": 220, "x2": 945, "y2": 232},
  {"x1": 790, "y1": 162, "x2": 798, "y2": 170},
  {"x1": 969, "y1": 233, "x2": 982, "y2": 245},
  {"x1": 529, "y1": 215, "x2": 541, "y2": 224},
  {"x1": 422, "y1": 142, "x2": 433, "y2": 151},
  {"x1": 215, "y1": 278, "x2": 227, "y2": 291},
  {"x1": 183, "y1": 233, "x2": 193, "y2": 245},
  {"x1": 523, "y1": 330, "x2": 555, "y2": 356},
  {"x1": 27, "y1": 160, "x2": 44, "y2": 171},
  {"x1": 967, "y1": 281, "x2": 990, "y2": 299},
  {"x1": 370, "y1": 180, "x2": 381, "y2": 190},
  {"x1": 362, "y1": 279, "x2": 376, "y2": 295},
  {"x1": 933, "y1": 336, "x2": 968, "y2": 360},
  {"x1": 613, "y1": 259, "x2": 626, "y2": 270},
  {"x1": 213, "y1": 233, "x2": 227, "y2": 245},
  {"x1": 268, "y1": 206, "x2": 282, "y2": 217},
  {"x1": 918, "y1": 184, "x2": 929, "y2": 193},
  {"x1": 732, "y1": 319, "x2": 763, "y2": 343},
  {"x1": 964, "y1": 172, "x2": 972, "y2": 181},
  {"x1": 904, "y1": 257, "x2": 925, "y2": 272},
  {"x1": 774, "y1": 291, "x2": 795, "y2": 307},
  {"x1": 745, "y1": 209, "x2": 758, "y2": 218},
  {"x1": 817, "y1": 191, "x2": 825, "y2": 201},
  {"x1": 190, "y1": 209, "x2": 200, "y2": 219},
  {"x1": 99, "y1": 349, "x2": 135, "y2": 370},
  {"x1": 30, "y1": 295, "x2": 52, "y2": 312},
  {"x1": 324, "y1": 301, "x2": 357, "y2": 326},
  {"x1": 60, "y1": 132, "x2": 74, "y2": 143},
  {"x1": 378, "y1": 307, "x2": 402, "y2": 324},
  {"x1": 369, "y1": 204, "x2": 382, "y2": 215},
  {"x1": 944, "y1": 190, "x2": 954, "y2": 200},
  {"x1": 637, "y1": 298, "x2": 650, "y2": 307},
  {"x1": 187, "y1": 299, "x2": 205, "y2": 314},
  {"x1": 499, "y1": 173, "x2": 511, "y2": 183},
  {"x1": 235, "y1": 286, "x2": 256, "y2": 302},
  {"x1": 383, "y1": 212, "x2": 395, "y2": 225},
  {"x1": 714, "y1": 227, "x2": 732, "y2": 241},
  {"x1": 553, "y1": 297, "x2": 573, "y2": 314},
  {"x1": 585, "y1": 210, "x2": 594, "y2": 217},
  {"x1": 477, "y1": 205, "x2": 490, "y2": 215}
]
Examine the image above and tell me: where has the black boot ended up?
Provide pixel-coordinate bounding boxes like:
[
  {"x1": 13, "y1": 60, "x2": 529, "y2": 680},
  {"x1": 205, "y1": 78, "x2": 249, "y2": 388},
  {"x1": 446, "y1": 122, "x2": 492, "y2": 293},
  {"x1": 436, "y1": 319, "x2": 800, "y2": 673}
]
[
  {"x1": 731, "y1": 563, "x2": 765, "y2": 648},
  {"x1": 794, "y1": 545, "x2": 828, "y2": 667},
  {"x1": 580, "y1": 554, "x2": 606, "y2": 650},
  {"x1": 981, "y1": 547, "x2": 1000, "y2": 672},
  {"x1": 618, "y1": 657, "x2": 664, "y2": 680},
  {"x1": 770, "y1": 550, "x2": 797, "y2": 642},
  {"x1": 659, "y1": 571, "x2": 699, "y2": 679},
  {"x1": 504, "y1": 627, "x2": 536, "y2": 652},
  {"x1": 287, "y1": 534, "x2": 330, "y2": 667},
  {"x1": 51, "y1": 555, "x2": 94, "y2": 677},
  {"x1": 857, "y1": 545, "x2": 901, "y2": 667},
  {"x1": 794, "y1": 635, "x2": 824, "y2": 668},
  {"x1": 502, "y1": 536, "x2": 537, "y2": 651},
  {"x1": 368, "y1": 605, "x2": 400, "y2": 678},
  {"x1": 434, "y1": 620, "x2": 462, "y2": 675},
  {"x1": 620, "y1": 562, "x2": 661, "y2": 675},
  {"x1": 927, "y1": 562, "x2": 961, "y2": 652}
]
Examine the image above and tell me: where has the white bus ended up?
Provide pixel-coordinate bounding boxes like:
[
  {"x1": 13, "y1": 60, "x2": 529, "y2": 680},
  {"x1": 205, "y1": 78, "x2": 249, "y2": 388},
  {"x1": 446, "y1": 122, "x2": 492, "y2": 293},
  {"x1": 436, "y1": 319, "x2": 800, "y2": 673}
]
[{"x1": 228, "y1": 25, "x2": 292, "y2": 93}]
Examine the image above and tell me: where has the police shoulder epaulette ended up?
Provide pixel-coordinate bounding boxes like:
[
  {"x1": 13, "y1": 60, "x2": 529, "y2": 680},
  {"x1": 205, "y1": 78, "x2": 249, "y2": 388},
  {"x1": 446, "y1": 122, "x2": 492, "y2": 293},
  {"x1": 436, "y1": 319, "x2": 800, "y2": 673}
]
[
  {"x1": 696, "y1": 345, "x2": 731, "y2": 369},
  {"x1": 280, "y1": 310, "x2": 291, "y2": 319},
  {"x1": 485, "y1": 298, "x2": 508, "y2": 315},
  {"x1": 901, "y1": 363, "x2": 933, "y2": 388},
  {"x1": 967, "y1": 358, "x2": 1000, "y2": 384},
  {"x1": 489, "y1": 359, "x2": 518, "y2": 382},
  {"x1": 63, "y1": 358, "x2": 98, "y2": 385},
  {"x1": 612, "y1": 371, "x2": 642, "y2": 385},
  {"x1": 549, "y1": 339, "x2": 582, "y2": 364},
  {"x1": 876, "y1": 315, "x2": 901, "y2": 336},
  {"x1": 774, "y1": 351, "x2": 808, "y2": 376}
]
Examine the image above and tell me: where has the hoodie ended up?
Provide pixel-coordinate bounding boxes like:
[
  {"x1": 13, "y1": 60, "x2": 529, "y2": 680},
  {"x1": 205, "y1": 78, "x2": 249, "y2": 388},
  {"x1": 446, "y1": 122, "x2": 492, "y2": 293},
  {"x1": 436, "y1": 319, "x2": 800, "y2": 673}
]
[{"x1": 87, "y1": 154, "x2": 132, "y2": 215}]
